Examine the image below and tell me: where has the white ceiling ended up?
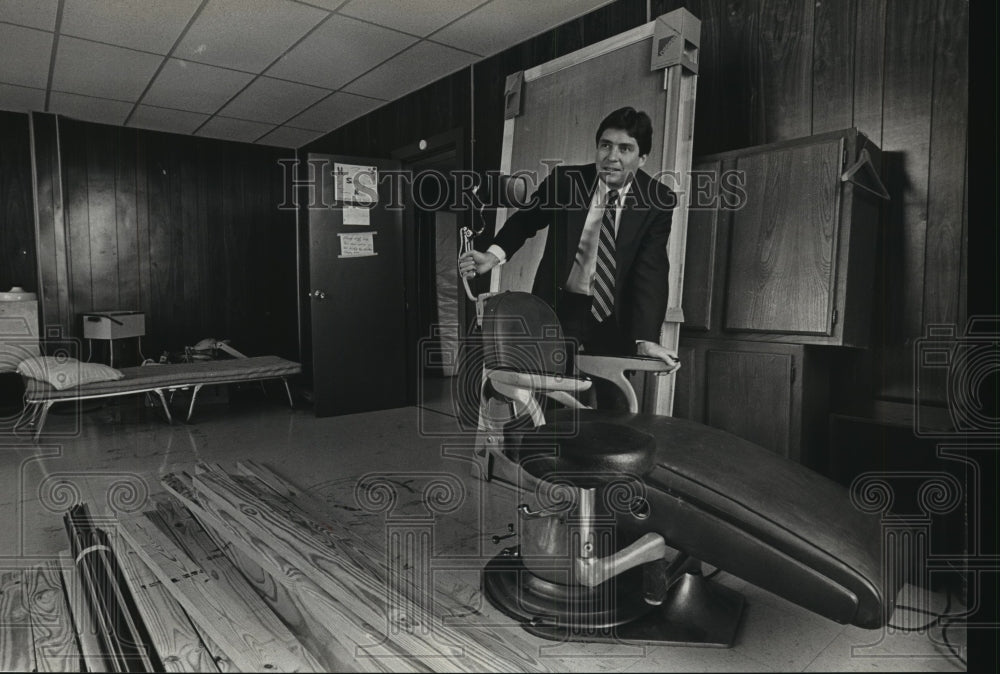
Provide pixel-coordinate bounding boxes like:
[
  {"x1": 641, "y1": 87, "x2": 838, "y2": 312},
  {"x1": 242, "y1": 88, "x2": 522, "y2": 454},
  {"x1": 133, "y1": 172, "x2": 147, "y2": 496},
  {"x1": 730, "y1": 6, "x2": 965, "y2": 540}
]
[{"x1": 0, "y1": 0, "x2": 614, "y2": 148}]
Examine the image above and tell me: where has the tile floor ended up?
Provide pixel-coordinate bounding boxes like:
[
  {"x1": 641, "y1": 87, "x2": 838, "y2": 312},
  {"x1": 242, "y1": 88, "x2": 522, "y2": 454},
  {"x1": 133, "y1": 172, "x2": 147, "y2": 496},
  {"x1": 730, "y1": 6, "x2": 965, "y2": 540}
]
[{"x1": 0, "y1": 379, "x2": 968, "y2": 672}]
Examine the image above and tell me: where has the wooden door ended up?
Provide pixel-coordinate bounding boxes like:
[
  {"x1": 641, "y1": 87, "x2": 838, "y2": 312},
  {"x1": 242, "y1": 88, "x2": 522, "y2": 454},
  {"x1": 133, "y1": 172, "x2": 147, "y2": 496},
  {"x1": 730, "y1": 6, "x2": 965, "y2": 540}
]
[
  {"x1": 723, "y1": 138, "x2": 844, "y2": 335},
  {"x1": 307, "y1": 154, "x2": 406, "y2": 417}
]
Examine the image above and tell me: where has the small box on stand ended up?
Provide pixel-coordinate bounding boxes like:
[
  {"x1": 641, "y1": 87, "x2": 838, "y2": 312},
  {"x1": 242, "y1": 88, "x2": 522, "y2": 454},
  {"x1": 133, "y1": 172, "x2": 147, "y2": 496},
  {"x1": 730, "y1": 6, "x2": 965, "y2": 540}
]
[{"x1": 82, "y1": 311, "x2": 145, "y2": 367}]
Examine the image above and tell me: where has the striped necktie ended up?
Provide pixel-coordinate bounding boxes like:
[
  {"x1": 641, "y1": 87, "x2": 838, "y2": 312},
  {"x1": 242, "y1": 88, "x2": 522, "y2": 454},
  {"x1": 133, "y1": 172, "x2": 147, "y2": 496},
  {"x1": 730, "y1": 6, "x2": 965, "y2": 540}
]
[{"x1": 591, "y1": 189, "x2": 619, "y2": 322}]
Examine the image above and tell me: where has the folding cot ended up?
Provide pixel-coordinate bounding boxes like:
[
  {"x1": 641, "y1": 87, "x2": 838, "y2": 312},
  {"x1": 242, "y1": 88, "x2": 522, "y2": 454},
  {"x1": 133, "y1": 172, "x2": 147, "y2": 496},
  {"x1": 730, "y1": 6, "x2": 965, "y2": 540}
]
[{"x1": 16, "y1": 355, "x2": 301, "y2": 439}]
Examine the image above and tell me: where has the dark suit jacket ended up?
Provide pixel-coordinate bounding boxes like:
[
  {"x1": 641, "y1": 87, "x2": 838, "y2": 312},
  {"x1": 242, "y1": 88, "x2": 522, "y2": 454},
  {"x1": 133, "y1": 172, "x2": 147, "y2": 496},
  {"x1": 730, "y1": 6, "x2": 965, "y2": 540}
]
[{"x1": 493, "y1": 163, "x2": 675, "y2": 346}]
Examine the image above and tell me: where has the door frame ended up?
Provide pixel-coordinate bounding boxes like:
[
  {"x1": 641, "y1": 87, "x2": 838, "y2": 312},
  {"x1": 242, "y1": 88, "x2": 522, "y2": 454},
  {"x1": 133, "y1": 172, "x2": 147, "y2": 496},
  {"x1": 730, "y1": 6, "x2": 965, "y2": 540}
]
[{"x1": 391, "y1": 128, "x2": 468, "y2": 406}]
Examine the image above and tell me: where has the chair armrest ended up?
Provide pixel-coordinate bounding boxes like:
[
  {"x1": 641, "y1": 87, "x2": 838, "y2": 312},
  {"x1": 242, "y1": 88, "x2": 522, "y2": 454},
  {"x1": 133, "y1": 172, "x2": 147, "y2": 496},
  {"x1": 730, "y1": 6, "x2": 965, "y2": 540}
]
[
  {"x1": 575, "y1": 355, "x2": 672, "y2": 414},
  {"x1": 576, "y1": 354, "x2": 671, "y2": 376},
  {"x1": 486, "y1": 368, "x2": 593, "y2": 393}
]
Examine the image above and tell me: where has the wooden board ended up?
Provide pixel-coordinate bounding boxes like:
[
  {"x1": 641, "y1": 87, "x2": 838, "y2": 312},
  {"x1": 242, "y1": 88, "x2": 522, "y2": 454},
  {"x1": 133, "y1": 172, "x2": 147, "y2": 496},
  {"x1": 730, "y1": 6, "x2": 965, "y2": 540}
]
[
  {"x1": 188, "y1": 467, "x2": 550, "y2": 673},
  {"x1": 0, "y1": 569, "x2": 37, "y2": 672},
  {"x1": 161, "y1": 473, "x2": 424, "y2": 674},
  {"x1": 25, "y1": 561, "x2": 81, "y2": 673},
  {"x1": 107, "y1": 526, "x2": 222, "y2": 673},
  {"x1": 151, "y1": 495, "x2": 360, "y2": 674},
  {"x1": 232, "y1": 461, "x2": 556, "y2": 669},
  {"x1": 142, "y1": 506, "x2": 323, "y2": 672},
  {"x1": 57, "y1": 551, "x2": 108, "y2": 673},
  {"x1": 117, "y1": 514, "x2": 321, "y2": 672}
]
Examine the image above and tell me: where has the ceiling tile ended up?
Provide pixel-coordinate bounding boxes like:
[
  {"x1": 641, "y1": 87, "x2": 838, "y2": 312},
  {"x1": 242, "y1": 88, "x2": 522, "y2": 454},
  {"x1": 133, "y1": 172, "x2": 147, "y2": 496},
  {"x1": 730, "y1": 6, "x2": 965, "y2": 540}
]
[
  {"x1": 285, "y1": 91, "x2": 382, "y2": 132},
  {"x1": 196, "y1": 115, "x2": 274, "y2": 142},
  {"x1": 176, "y1": 0, "x2": 327, "y2": 73},
  {"x1": 128, "y1": 104, "x2": 208, "y2": 134},
  {"x1": 339, "y1": 0, "x2": 489, "y2": 38},
  {"x1": 49, "y1": 91, "x2": 133, "y2": 126},
  {"x1": 343, "y1": 41, "x2": 476, "y2": 101},
  {"x1": 256, "y1": 125, "x2": 324, "y2": 148},
  {"x1": 0, "y1": 23, "x2": 53, "y2": 89},
  {"x1": 52, "y1": 36, "x2": 162, "y2": 101},
  {"x1": 266, "y1": 13, "x2": 415, "y2": 90},
  {"x1": 60, "y1": 0, "x2": 202, "y2": 54},
  {"x1": 433, "y1": 0, "x2": 612, "y2": 56},
  {"x1": 0, "y1": 83, "x2": 45, "y2": 112},
  {"x1": 143, "y1": 59, "x2": 254, "y2": 114},
  {"x1": 218, "y1": 76, "x2": 330, "y2": 125},
  {"x1": 0, "y1": 0, "x2": 59, "y2": 30}
]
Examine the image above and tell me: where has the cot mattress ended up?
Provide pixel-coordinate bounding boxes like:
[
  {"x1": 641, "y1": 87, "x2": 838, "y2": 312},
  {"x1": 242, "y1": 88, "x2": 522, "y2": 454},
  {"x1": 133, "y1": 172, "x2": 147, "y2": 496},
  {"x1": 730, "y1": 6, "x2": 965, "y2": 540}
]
[{"x1": 25, "y1": 356, "x2": 301, "y2": 402}]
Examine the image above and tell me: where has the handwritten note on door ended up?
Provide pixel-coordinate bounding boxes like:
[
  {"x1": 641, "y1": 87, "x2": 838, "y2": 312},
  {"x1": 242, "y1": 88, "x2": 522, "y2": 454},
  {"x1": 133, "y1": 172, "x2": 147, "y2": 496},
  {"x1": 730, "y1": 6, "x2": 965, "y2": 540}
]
[{"x1": 338, "y1": 232, "x2": 377, "y2": 258}]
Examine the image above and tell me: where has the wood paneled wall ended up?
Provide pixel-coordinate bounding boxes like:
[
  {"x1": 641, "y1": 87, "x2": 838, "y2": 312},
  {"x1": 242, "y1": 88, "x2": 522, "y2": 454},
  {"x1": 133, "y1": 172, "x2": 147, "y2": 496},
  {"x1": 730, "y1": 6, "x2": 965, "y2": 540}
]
[
  {"x1": 305, "y1": 0, "x2": 968, "y2": 407},
  {"x1": 29, "y1": 113, "x2": 298, "y2": 361},
  {"x1": 0, "y1": 111, "x2": 37, "y2": 294}
]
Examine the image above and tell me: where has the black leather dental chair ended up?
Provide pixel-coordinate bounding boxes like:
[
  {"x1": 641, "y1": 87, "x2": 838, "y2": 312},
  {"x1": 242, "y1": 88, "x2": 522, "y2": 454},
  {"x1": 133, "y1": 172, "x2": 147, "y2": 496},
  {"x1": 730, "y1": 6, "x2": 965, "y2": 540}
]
[{"x1": 472, "y1": 291, "x2": 899, "y2": 646}]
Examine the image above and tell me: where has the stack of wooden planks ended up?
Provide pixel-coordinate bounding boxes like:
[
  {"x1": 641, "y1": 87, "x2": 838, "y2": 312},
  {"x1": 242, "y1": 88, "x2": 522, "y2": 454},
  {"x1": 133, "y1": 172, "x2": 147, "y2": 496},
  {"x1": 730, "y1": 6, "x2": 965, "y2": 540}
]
[
  {"x1": 6, "y1": 461, "x2": 554, "y2": 672},
  {"x1": 161, "y1": 461, "x2": 551, "y2": 672}
]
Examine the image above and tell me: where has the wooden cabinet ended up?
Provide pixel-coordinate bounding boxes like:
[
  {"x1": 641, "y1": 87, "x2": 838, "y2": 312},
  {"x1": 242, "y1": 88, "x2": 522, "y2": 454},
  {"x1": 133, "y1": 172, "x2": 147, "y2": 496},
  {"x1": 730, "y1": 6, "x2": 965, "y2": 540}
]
[
  {"x1": 682, "y1": 128, "x2": 882, "y2": 347},
  {"x1": 673, "y1": 129, "x2": 880, "y2": 469},
  {"x1": 673, "y1": 338, "x2": 830, "y2": 470}
]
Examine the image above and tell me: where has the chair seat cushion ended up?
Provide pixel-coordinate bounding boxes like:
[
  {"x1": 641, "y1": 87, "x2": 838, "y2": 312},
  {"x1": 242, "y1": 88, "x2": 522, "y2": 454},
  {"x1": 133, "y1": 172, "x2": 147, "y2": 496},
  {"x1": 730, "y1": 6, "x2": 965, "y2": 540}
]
[{"x1": 511, "y1": 419, "x2": 657, "y2": 487}]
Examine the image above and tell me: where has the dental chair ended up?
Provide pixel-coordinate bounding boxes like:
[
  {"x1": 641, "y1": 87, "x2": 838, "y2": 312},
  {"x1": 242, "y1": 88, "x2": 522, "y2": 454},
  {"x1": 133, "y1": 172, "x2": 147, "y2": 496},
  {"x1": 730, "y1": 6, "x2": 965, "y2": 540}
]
[{"x1": 472, "y1": 291, "x2": 898, "y2": 646}]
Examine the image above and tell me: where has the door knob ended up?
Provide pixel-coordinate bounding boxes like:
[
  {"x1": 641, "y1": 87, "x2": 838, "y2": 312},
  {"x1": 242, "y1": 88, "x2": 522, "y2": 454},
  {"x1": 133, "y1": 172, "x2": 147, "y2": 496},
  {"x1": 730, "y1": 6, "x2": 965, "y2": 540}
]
[{"x1": 311, "y1": 290, "x2": 326, "y2": 300}]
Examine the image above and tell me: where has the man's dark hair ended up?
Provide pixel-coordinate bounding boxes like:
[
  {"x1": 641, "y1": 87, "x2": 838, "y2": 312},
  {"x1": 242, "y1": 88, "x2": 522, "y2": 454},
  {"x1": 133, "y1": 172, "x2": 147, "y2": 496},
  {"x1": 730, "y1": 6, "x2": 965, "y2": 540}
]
[{"x1": 595, "y1": 107, "x2": 653, "y2": 157}]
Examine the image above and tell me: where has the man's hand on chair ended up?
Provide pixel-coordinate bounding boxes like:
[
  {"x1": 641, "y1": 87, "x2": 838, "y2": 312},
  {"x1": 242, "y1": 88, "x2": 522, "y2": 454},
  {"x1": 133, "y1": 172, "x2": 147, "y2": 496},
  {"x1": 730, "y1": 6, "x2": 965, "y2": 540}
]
[
  {"x1": 636, "y1": 340, "x2": 681, "y2": 373},
  {"x1": 459, "y1": 250, "x2": 500, "y2": 278}
]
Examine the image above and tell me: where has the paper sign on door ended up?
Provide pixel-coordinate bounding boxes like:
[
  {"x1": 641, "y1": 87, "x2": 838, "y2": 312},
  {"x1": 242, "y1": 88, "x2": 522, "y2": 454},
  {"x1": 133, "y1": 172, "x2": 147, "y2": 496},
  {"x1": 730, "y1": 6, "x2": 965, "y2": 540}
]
[
  {"x1": 338, "y1": 232, "x2": 377, "y2": 258},
  {"x1": 343, "y1": 205, "x2": 370, "y2": 226},
  {"x1": 334, "y1": 163, "x2": 378, "y2": 204}
]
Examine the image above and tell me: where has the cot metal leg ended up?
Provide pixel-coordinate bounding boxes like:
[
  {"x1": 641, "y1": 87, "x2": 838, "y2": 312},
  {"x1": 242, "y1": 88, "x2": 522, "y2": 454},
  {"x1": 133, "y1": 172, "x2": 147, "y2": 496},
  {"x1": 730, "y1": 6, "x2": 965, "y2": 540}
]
[
  {"x1": 153, "y1": 389, "x2": 173, "y2": 424},
  {"x1": 186, "y1": 384, "x2": 203, "y2": 422},
  {"x1": 282, "y1": 378, "x2": 294, "y2": 408},
  {"x1": 13, "y1": 401, "x2": 35, "y2": 433},
  {"x1": 34, "y1": 402, "x2": 55, "y2": 442}
]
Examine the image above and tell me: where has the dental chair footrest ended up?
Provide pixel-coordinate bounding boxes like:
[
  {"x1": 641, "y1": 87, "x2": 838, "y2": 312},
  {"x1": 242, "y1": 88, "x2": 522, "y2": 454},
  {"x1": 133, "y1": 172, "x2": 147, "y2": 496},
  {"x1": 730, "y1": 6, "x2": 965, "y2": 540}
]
[{"x1": 483, "y1": 552, "x2": 744, "y2": 647}]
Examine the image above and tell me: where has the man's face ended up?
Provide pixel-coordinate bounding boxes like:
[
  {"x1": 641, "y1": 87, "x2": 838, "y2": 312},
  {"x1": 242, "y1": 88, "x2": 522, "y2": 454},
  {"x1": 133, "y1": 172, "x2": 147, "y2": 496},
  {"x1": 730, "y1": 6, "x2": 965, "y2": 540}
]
[{"x1": 595, "y1": 128, "x2": 647, "y2": 189}]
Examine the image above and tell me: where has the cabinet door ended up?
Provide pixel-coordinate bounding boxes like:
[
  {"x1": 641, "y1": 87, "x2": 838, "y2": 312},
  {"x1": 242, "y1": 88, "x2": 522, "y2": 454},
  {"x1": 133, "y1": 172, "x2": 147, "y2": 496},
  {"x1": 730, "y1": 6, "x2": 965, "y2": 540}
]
[
  {"x1": 705, "y1": 349, "x2": 794, "y2": 459},
  {"x1": 724, "y1": 139, "x2": 843, "y2": 335}
]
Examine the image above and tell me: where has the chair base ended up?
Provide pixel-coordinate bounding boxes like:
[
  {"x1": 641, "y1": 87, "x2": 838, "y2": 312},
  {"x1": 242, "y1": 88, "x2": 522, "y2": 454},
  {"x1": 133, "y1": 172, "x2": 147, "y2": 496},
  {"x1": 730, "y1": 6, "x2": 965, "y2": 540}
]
[{"x1": 483, "y1": 552, "x2": 745, "y2": 647}]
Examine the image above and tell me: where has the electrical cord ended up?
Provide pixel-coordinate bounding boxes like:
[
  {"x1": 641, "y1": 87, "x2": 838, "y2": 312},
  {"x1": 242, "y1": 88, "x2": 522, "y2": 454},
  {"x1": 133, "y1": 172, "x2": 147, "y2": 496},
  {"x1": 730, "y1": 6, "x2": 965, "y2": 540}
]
[{"x1": 889, "y1": 588, "x2": 966, "y2": 667}]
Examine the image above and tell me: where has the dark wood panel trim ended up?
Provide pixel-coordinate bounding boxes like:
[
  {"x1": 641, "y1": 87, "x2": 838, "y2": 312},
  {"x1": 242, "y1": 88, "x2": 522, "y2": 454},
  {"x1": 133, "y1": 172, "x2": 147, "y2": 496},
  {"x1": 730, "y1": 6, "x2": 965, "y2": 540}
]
[
  {"x1": 852, "y1": 0, "x2": 886, "y2": 145},
  {"x1": 922, "y1": 0, "x2": 968, "y2": 327},
  {"x1": 755, "y1": 0, "x2": 815, "y2": 142},
  {"x1": 812, "y1": 0, "x2": 856, "y2": 134}
]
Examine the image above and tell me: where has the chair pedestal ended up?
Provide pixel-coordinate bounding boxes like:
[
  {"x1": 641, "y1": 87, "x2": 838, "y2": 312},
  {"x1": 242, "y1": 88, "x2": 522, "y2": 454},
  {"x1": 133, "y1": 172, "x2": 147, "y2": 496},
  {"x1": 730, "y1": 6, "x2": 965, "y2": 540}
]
[{"x1": 483, "y1": 549, "x2": 745, "y2": 647}]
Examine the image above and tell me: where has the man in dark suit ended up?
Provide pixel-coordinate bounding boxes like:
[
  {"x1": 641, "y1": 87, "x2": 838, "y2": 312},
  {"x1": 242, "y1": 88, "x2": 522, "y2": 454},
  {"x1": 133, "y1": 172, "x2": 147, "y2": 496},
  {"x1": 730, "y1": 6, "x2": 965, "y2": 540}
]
[{"x1": 459, "y1": 106, "x2": 680, "y2": 370}]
